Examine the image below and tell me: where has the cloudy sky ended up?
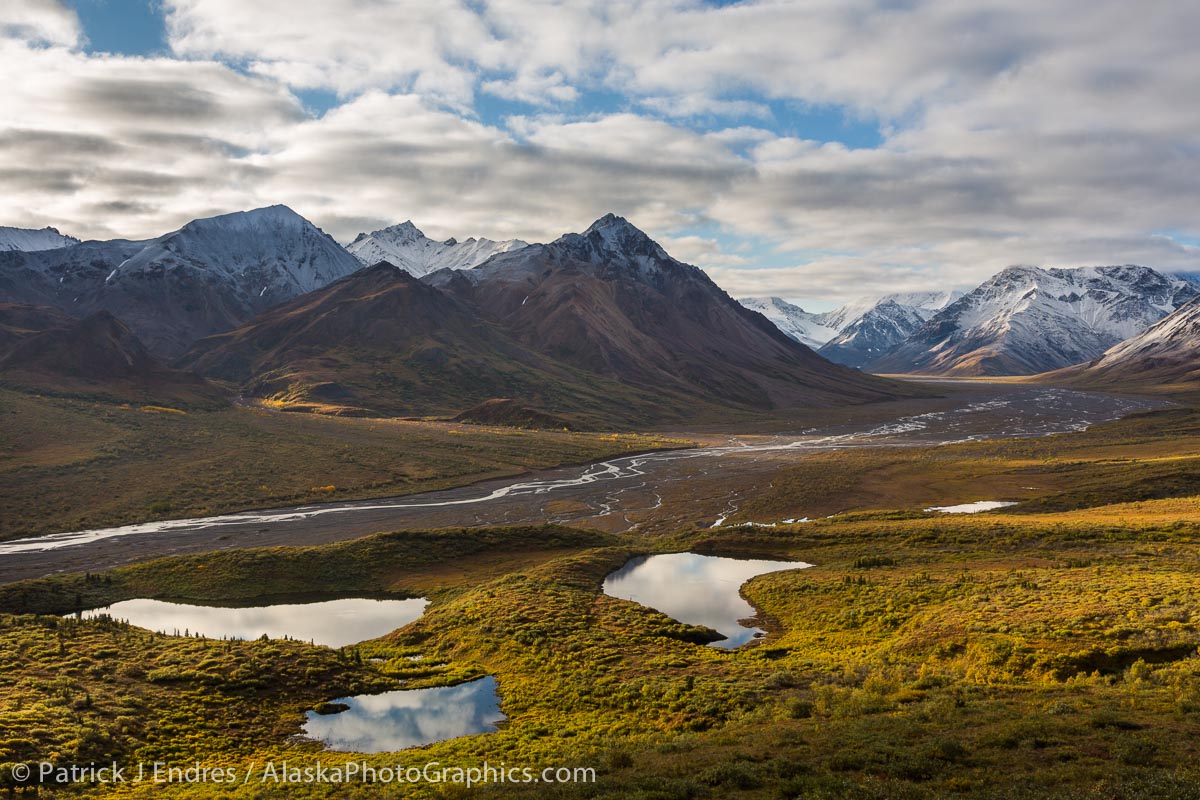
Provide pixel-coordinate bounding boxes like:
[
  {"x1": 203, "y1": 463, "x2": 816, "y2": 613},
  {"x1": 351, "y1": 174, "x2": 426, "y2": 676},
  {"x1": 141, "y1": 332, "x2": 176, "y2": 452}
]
[{"x1": 3, "y1": 0, "x2": 1199, "y2": 308}]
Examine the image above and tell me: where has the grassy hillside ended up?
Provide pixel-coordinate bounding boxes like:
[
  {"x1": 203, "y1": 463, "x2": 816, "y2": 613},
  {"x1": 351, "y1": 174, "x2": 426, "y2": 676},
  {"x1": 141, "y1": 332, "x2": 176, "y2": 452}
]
[
  {"x1": 3, "y1": 406, "x2": 1200, "y2": 797},
  {"x1": 0, "y1": 389, "x2": 684, "y2": 540},
  {"x1": 702, "y1": 407, "x2": 1200, "y2": 526},
  {"x1": 3, "y1": 508, "x2": 1200, "y2": 797}
]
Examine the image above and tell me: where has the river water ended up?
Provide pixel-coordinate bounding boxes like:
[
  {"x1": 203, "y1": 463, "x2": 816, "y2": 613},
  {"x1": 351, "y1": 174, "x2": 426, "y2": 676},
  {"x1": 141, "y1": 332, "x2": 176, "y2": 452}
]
[{"x1": 0, "y1": 386, "x2": 1162, "y2": 583}]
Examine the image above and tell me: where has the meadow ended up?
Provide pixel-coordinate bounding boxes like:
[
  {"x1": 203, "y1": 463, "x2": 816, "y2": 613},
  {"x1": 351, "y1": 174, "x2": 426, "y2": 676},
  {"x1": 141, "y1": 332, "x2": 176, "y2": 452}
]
[
  {"x1": 0, "y1": 388, "x2": 682, "y2": 540},
  {"x1": 0, "y1": 402, "x2": 1195, "y2": 796},
  {"x1": 2, "y1": 402, "x2": 1200, "y2": 797}
]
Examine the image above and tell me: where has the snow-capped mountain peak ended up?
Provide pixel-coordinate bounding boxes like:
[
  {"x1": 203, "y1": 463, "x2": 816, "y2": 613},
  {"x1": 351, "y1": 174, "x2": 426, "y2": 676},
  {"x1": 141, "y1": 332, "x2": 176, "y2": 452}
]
[
  {"x1": 870, "y1": 264, "x2": 1198, "y2": 376},
  {"x1": 108, "y1": 205, "x2": 358, "y2": 298},
  {"x1": 347, "y1": 220, "x2": 528, "y2": 277},
  {"x1": 0, "y1": 225, "x2": 81, "y2": 252},
  {"x1": 738, "y1": 297, "x2": 839, "y2": 349},
  {"x1": 1051, "y1": 296, "x2": 1200, "y2": 389},
  {"x1": 1091, "y1": 297, "x2": 1200, "y2": 368},
  {"x1": 738, "y1": 290, "x2": 963, "y2": 361},
  {"x1": 820, "y1": 290, "x2": 961, "y2": 334},
  {"x1": 551, "y1": 213, "x2": 672, "y2": 272},
  {"x1": 0, "y1": 205, "x2": 363, "y2": 356},
  {"x1": 815, "y1": 290, "x2": 963, "y2": 367}
]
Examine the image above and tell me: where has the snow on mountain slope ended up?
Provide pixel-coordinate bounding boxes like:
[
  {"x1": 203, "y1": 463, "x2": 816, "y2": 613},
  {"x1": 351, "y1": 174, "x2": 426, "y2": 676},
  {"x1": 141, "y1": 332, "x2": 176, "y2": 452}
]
[
  {"x1": 870, "y1": 265, "x2": 1198, "y2": 376},
  {"x1": 1052, "y1": 297, "x2": 1200, "y2": 388},
  {"x1": 0, "y1": 226, "x2": 80, "y2": 252},
  {"x1": 821, "y1": 290, "x2": 961, "y2": 334},
  {"x1": 816, "y1": 291, "x2": 962, "y2": 368},
  {"x1": 738, "y1": 297, "x2": 838, "y2": 349},
  {"x1": 0, "y1": 239, "x2": 149, "y2": 310},
  {"x1": 0, "y1": 206, "x2": 364, "y2": 357},
  {"x1": 347, "y1": 221, "x2": 528, "y2": 277},
  {"x1": 818, "y1": 300, "x2": 929, "y2": 368},
  {"x1": 426, "y1": 213, "x2": 912, "y2": 411},
  {"x1": 109, "y1": 205, "x2": 361, "y2": 302}
]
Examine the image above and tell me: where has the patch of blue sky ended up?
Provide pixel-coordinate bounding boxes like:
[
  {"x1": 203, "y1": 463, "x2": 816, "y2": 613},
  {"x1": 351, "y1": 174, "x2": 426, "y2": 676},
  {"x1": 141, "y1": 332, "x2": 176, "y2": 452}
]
[
  {"x1": 475, "y1": 86, "x2": 633, "y2": 130},
  {"x1": 1152, "y1": 230, "x2": 1200, "y2": 249},
  {"x1": 759, "y1": 98, "x2": 883, "y2": 149},
  {"x1": 69, "y1": 0, "x2": 165, "y2": 56},
  {"x1": 660, "y1": 96, "x2": 884, "y2": 151},
  {"x1": 476, "y1": 86, "x2": 884, "y2": 152},
  {"x1": 294, "y1": 88, "x2": 343, "y2": 118},
  {"x1": 464, "y1": 51, "x2": 883, "y2": 148}
]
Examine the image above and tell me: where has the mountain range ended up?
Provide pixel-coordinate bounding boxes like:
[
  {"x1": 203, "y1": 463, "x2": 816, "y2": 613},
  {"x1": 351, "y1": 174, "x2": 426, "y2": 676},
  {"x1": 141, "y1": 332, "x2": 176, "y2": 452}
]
[
  {"x1": 424, "y1": 214, "x2": 904, "y2": 411},
  {"x1": 870, "y1": 265, "x2": 1197, "y2": 376},
  {"x1": 181, "y1": 262, "x2": 684, "y2": 424},
  {"x1": 738, "y1": 291, "x2": 960, "y2": 367},
  {"x1": 3, "y1": 205, "x2": 1200, "y2": 418},
  {"x1": 1049, "y1": 297, "x2": 1200, "y2": 390},
  {"x1": 817, "y1": 291, "x2": 961, "y2": 368},
  {"x1": 0, "y1": 206, "x2": 361, "y2": 357},
  {"x1": 0, "y1": 303, "x2": 221, "y2": 406},
  {"x1": 182, "y1": 215, "x2": 908, "y2": 422},
  {"x1": 737, "y1": 297, "x2": 838, "y2": 349},
  {"x1": 346, "y1": 221, "x2": 527, "y2": 277}
]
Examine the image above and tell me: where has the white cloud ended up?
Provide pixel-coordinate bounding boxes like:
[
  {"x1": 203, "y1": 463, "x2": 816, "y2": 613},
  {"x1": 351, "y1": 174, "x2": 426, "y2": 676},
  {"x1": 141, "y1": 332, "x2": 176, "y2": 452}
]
[
  {"x1": 657, "y1": 235, "x2": 750, "y2": 269},
  {"x1": 164, "y1": 0, "x2": 500, "y2": 107},
  {"x1": 0, "y1": 0, "x2": 79, "y2": 47},
  {"x1": 481, "y1": 72, "x2": 579, "y2": 106},
  {"x1": 1, "y1": 0, "x2": 1199, "y2": 303},
  {"x1": 639, "y1": 95, "x2": 772, "y2": 121},
  {"x1": 245, "y1": 95, "x2": 745, "y2": 242},
  {"x1": 0, "y1": 20, "x2": 304, "y2": 238}
]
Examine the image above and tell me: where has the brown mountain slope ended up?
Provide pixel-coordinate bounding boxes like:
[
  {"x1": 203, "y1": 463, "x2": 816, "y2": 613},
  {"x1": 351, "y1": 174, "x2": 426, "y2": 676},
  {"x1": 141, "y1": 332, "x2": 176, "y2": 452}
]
[
  {"x1": 0, "y1": 303, "x2": 75, "y2": 349},
  {"x1": 1044, "y1": 297, "x2": 1200, "y2": 392},
  {"x1": 180, "y1": 263, "x2": 698, "y2": 425},
  {"x1": 0, "y1": 206, "x2": 363, "y2": 358},
  {"x1": 427, "y1": 214, "x2": 915, "y2": 409},
  {"x1": 451, "y1": 399, "x2": 574, "y2": 431},
  {"x1": 0, "y1": 305, "x2": 224, "y2": 407}
]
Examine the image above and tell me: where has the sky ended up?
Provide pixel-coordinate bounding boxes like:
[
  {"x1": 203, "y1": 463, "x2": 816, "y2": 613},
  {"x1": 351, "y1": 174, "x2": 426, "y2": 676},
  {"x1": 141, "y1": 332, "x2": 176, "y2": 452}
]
[{"x1": 2, "y1": 0, "x2": 1200, "y2": 309}]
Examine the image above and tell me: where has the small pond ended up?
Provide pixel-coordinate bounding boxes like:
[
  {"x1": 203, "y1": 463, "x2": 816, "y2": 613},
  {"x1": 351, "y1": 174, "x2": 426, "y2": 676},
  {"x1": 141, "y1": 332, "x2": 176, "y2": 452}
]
[
  {"x1": 925, "y1": 501, "x2": 1017, "y2": 514},
  {"x1": 77, "y1": 597, "x2": 428, "y2": 648},
  {"x1": 303, "y1": 676, "x2": 504, "y2": 752},
  {"x1": 602, "y1": 552, "x2": 810, "y2": 649}
]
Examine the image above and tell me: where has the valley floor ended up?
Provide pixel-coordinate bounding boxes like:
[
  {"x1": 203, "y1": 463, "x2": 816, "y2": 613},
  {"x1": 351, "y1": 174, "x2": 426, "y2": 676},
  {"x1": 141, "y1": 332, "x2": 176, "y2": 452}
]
[
  {"x1": 0, "y1": 383, "x2": 1165, "y2": 582},
  {"x1": 2, "y1": 387, "x2": 1200, "y2": 797},
  {"x1": 0, "y1": 387, "x2": 682, "y2": 543}
]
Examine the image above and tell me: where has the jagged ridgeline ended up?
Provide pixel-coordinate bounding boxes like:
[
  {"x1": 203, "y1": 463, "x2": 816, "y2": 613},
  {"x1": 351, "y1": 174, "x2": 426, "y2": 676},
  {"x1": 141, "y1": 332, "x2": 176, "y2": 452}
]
[
  {"x1": 1048, "y1": 296, "x2": 1200, "y2": 390},
  {"x1": 741, "y1": 267, "x2": 1199, "y2": 378},
  {"x1": 0, "y1": 209, "x2": 914, "y2": 426}
]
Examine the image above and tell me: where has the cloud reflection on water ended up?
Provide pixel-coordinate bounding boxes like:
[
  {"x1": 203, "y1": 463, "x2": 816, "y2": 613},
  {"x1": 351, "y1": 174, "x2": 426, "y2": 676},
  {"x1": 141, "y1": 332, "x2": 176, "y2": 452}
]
[
  {"x1": 79, "y1": 597, "x2": 428, "y2": 648},
  {"x1": 304, "y1": 677, "x2": 504, "y2": 752},
  {"x1": 603, "y1": 552, "x2": 810, "y2": 648}
]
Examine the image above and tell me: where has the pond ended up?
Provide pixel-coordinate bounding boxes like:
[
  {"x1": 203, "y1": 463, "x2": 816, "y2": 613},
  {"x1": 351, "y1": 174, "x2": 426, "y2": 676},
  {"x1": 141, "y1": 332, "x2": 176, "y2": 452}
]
[
  {"x1": 77, "y1": 597, "x2": 428, "y2": 648},
  {"x1": 602, "y1": 552, "x2": 810, "y2": 649},
  {"x1": 304, "y1": 676, "x2": 505, "y2": 752},
  {"x1": 925, "y1": 501, "x2": 1017, "y2": 514}
]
